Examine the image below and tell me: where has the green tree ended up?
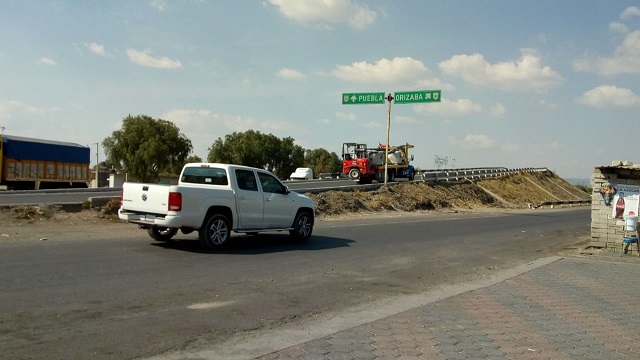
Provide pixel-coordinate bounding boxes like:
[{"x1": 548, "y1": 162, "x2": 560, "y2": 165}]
[
  {"x1": 207, "y1": 131, "x2": 264, "y2": 166},
  {"x1": 304, "y1": 148, "x2": 342, "y2": 176},
  {"x1": 184, "y1": 155, "x2": 203, "y2": 165},
  {"x1": 207, "y1": 130, "x2": 304, "y2": 179},
  {"x1": 102, "y1": 114, "x2": 193, "y2": 183},
  {"x1": 268, "y1": 135, "x2": 304, "y2": 179}
]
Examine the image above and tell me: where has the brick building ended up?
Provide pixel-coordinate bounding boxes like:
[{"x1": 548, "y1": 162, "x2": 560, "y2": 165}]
[{"x1": 591, "y1": 161, "x2": 640, "y2": 254}]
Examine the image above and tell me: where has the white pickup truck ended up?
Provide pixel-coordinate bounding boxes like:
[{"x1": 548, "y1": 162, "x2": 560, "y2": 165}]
[{"x1": 118, "y1": 163, "x2": 315, "y2": 248}]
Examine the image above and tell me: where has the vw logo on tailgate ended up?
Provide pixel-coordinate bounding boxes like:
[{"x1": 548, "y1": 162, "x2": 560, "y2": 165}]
[{"x1": 142, "y1": 193, "x2": 147, "y2": 201}]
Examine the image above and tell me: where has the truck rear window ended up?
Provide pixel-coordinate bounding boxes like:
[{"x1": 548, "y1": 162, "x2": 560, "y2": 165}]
[{"x1": 181, "y1": 167, "x2": 228, "y2": 186}]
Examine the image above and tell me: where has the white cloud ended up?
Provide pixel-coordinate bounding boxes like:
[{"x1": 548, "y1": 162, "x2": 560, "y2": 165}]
[
  {"x1": 126, "y1": 48, "x2": 182, "y2": 69},
  {"x1": 0, "y1": 100, "x2": 56, "y2": 135},
  {"x1": 620, "y1": 6, "x2": 640, "y2": 21},
  {"x1": 86, "y1": 42, "x2": 109, "y2": 56},
  {"x1": 414, "y1": 98, "x2": 482, "y2": 117},
  {"x1": 573, "y1": 30, "x2": 640, "y2": 75},
  {"x1": 609, "y1": 21, "x2": 629, "y2": 34},
  {"x1": 39, "y1": 57, "x2": 57, "y2": 66},
  {"x1": 532, "y1": 141, "x2": 560, "y2": 152},
  {"x1": 539, "y1": 99, "x2": 561, "y2": 110},
  {"x1": 332, "y1": 57, "x2": 441, "y2": 87},
  {"x1": 268, "y1": 0, "x2": 378, "y2": 29},
  {"x1": 163, "y1": 109, "x2": 259, "y2": 133},
  {"x1": 577, "y1": 85, "x2": 640, "y2": 108},
  {"x1": 489, "y1": 103, "x2": 506, "y2": 116},
  {"x1": 363, "y1": 121, "x2": 382, "y2": 128},
  {"x1": 336, "y1": 111, "x2": 357, "y2": 121},
  {"x1": 319, "y1": 118, "x2": 330, "y2": 125},
  {"x1": 150, "y1": 0, "x2": 167, "y2": 11},
  {"x1": 0, "y1": 100, "x2": 47, "y2": 120},
  {"x1": 449, "y1": 134, "x2": 496, "y2": 149},
  {"x1": 394, "y1": 115, "x2": 418, "y2": 124},
  {"x1": 501, "y1": 142, "x2": 521, "y2": 152},
  {"x1": 438, "y1": 49, "x2": 563, "y2": 92},
  {"x1": 162, "y1": 109, "x2": 300, "y2": 158},
  {"x1": 277, "y1": 68, "x2": 306, "y2": 80}
]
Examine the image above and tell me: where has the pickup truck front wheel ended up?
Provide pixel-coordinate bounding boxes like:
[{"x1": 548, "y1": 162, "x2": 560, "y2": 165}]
[
  {"x1": 289, "y1": 211, "x2": 313, "y2": 241},
  {"x1": 147, "y1": 227, "x2": 177, "y2": 242},
  {"x1": 199, "y1": 214, "x2": 230, "y2": 248}
]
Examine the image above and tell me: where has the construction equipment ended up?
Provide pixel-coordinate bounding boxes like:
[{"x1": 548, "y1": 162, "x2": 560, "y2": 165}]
[{"x1": 341, "y1": 142, "x2": 415, "y2": 184}]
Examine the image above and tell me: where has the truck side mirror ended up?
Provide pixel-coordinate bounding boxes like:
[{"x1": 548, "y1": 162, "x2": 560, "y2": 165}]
[{"x1": 410, "y1": 155, "x2": 414, "y2": 161}]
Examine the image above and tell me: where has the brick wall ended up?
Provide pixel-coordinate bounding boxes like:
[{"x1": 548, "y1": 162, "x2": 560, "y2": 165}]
[{"x1": 591, "y1": 166, "x2": 640, "y2": 253}]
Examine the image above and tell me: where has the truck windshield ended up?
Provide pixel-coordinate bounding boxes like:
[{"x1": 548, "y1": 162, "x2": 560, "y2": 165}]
[{"x1": 181, "y1": 167, "x2": 228, "y2": 186}]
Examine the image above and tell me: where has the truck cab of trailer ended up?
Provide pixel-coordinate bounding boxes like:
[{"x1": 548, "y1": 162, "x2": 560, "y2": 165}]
[{"x1": 341, "y1": 143, "x2": 377, "y2": 184}]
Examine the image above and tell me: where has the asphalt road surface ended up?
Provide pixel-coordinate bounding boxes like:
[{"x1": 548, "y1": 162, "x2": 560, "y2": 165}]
[
  {"x1": 0, "y1": 208, "x2": 590, "y2": 359},
  {"x1": 0, "y1": 179, "x2": 353, "y2": 206}
]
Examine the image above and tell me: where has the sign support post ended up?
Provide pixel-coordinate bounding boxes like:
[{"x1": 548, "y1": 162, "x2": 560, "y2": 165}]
[{"x1": 384, "y1": 93, "x2": 394, "y2": 186}]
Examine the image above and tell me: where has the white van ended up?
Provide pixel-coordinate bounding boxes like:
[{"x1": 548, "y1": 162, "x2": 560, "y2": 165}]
[{"x1": 289, "y1": 167, "x2": 313, "y2": 180}]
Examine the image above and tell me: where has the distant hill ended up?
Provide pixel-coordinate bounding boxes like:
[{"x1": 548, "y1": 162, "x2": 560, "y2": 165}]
[{"x1": 566, "y1": 178, "x2": 590, "y2": 186}]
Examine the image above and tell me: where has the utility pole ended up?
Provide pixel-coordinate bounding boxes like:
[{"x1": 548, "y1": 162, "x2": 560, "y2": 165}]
[
  {"x1": 95, "y1": 143, "x2": 99, "y2": 188},
  {"x1": 384, "y1": 93, "x2": 394, "y2": 186}
]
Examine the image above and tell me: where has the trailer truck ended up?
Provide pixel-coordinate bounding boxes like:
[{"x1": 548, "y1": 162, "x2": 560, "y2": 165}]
[{"x1": 0, "y1": 134, "x2": 91, "y2": 190}]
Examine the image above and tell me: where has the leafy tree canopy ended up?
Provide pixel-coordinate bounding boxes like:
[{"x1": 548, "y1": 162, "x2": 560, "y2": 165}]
[
  {"x1": 207, "y1": 130, "x2": 304, "y2": 179},
  {"x1": 304, "y1": 148, "x2": 342, "y2": 177},
  {"x1": 184, "y1": 155, "x2": 203, "y2": 164},
  {"x1": 102, "y1": 114, "x2": 192, "y2": 183}
]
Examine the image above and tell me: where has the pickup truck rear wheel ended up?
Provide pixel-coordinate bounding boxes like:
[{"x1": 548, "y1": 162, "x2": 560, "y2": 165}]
[
  {"x1": 147, "y1": 227, "x2": 177, "y2": 242},
  {"x1": 289, "y1": 211, "x2": 313, "y2": 241},
  {"x1": 199, "y1": 214, "x2": 230, "y2": 248}
]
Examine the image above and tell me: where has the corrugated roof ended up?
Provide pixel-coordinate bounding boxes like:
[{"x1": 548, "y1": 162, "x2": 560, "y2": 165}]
[{"x1": 595, "y1": 161, "x2": 640, "y2": 171}]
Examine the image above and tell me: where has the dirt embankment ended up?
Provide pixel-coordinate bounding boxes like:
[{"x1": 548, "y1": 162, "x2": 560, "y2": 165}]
[{"x1": 308, "y1": 171, "x2": 590, "y2": 218}]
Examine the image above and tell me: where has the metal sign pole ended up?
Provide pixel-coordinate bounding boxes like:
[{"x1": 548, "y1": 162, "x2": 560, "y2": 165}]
[{"x1": 385, "y1": 93, "x2": 393, "y2": 186}]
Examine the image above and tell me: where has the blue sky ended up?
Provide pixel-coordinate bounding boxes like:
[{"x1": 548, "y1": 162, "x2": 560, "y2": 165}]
[{"x1": 1, "y1": 1, "x2": 639, "y2": 180}]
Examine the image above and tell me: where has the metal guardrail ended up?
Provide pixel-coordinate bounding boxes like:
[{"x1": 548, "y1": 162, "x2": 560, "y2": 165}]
[
  {"x1": 317, "y1": 172, "x2": 346, "y2": 179},
  {"x1": 533, "y1": 199, "x2": 591, "y2": 208},
  {"x1": 419, "y1": 167, "x2": 549, "y2": 183},
  {"x1": 302, "y1": 167, "x2": 552, "y2": 194}
]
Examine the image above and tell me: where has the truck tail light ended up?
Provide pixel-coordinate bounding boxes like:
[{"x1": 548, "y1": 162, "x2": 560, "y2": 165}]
[{"x1": 168, "y1": 192, "x2": 182, "y2": 211}]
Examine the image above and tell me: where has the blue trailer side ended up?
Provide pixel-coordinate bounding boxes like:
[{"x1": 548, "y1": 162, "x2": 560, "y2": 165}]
[{"x1": 1, "y1": 135, "x2": 91, "y2": 190}]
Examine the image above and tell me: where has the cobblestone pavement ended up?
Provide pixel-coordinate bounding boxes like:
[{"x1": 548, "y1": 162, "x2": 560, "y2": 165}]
[{"x1": 257, "y1": 256, "x2": 640, "y2": 360}]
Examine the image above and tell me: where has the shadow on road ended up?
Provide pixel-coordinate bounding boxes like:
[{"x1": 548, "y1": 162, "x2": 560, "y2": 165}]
[{"x1": 151, "y1": 234, "x2": 354, "y2": 254}]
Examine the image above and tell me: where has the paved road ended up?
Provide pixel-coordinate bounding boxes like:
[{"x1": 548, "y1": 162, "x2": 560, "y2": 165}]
[
  {"x1": 0, "y1": 179, "x2": 353, "y2": 206},
  {"x1": 0, "y1": 208, "x2": 590, "y2": 359}
]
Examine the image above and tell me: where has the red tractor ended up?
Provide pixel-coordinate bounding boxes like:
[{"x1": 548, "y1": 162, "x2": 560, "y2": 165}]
[{"x1": 341, "y1": 142, "x2": 415, "y2": 184}]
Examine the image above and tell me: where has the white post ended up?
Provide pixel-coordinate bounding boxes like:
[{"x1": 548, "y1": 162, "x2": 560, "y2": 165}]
[
  {"x1": 96, "y1": 143, "x2": 99, "y2": 188},
  {"x1": 385, "y1": 93, "x2": 393, "y2": 186}
]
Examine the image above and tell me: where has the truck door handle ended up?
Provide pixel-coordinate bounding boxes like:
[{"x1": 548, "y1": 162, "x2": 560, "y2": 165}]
[{"x1": 143, "y1": 186, "x2": 149, "y2": 191}]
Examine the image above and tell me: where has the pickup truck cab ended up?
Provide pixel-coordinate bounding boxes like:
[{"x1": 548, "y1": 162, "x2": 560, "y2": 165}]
[{"x1": 118, "y1": 163, "x2": 315, "y2": 248}]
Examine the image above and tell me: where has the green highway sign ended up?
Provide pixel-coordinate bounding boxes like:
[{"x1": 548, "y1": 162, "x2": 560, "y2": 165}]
[
  {"x1": 342, "y1": 92, "x2": 385, "y2": 105},
  {"x1": 393, "y1": 90, "x2": 441, "y2": 104}
]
